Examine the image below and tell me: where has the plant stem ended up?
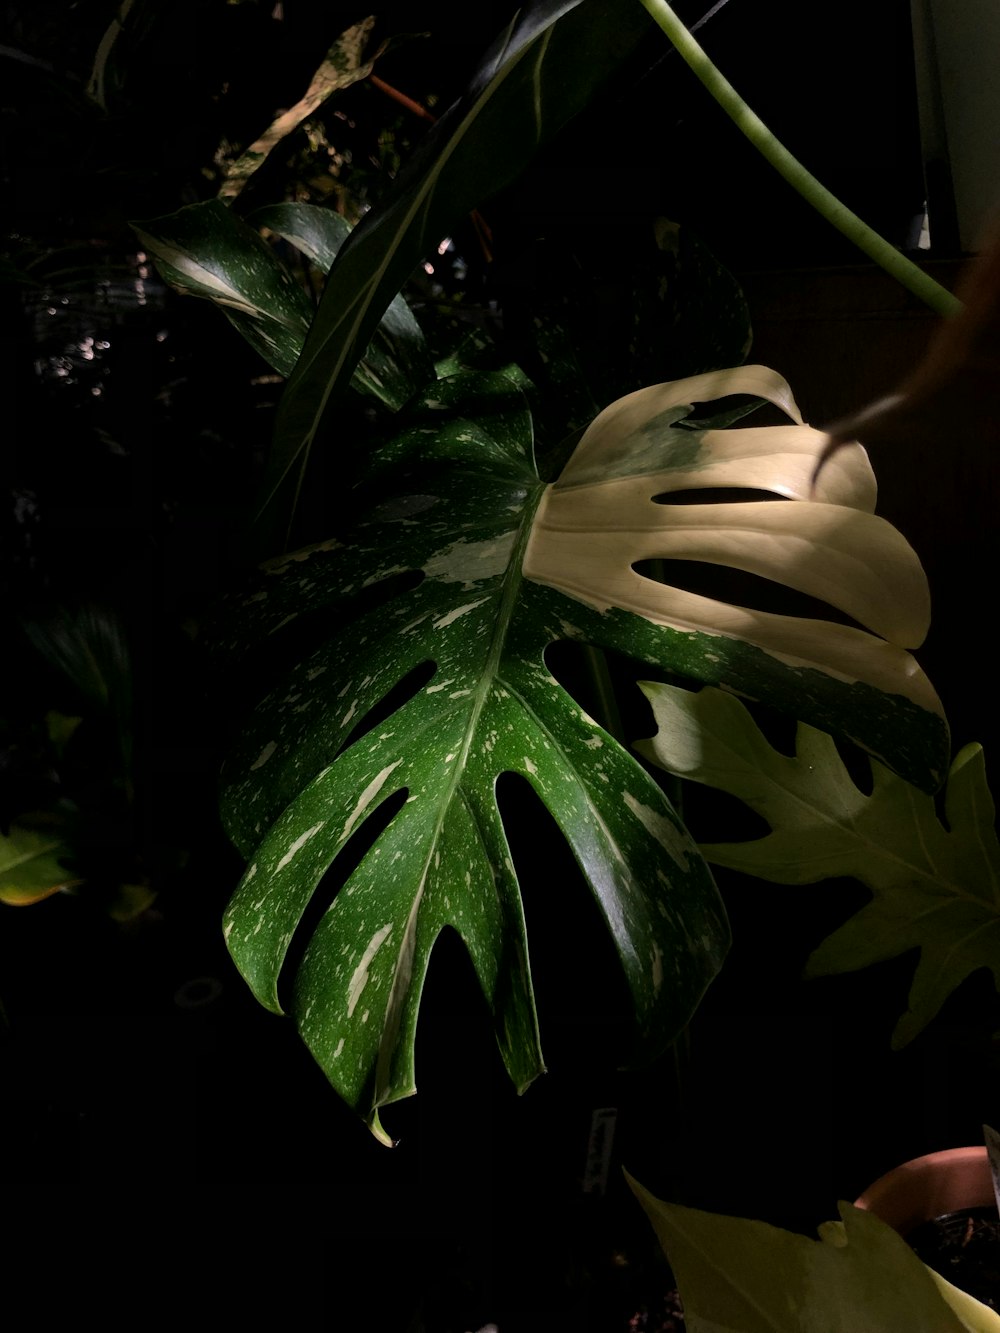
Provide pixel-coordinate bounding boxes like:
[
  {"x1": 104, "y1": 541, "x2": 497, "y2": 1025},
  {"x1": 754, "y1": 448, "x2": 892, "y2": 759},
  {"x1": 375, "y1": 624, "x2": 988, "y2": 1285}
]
[
  {"x1": 368, "y1": 74, "x2": 437, "y2": 124},
  {"x1": 638, "y1": 0, "x2": 962, "y2": 318},
  {"x1": 582, "y1": 645, "x2": 628, "y2": 746}
]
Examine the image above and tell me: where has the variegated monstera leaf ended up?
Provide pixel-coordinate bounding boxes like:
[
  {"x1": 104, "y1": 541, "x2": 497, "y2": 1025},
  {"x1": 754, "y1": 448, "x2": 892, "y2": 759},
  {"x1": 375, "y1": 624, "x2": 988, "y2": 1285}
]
[{"x1": 214, "y1": 364, "x2": 947, "y2": 1141}]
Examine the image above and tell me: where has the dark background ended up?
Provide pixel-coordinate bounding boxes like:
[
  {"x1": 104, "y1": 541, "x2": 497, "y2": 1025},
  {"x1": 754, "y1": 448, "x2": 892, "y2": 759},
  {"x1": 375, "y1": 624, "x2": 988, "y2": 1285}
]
[{"x1": 2, "y1": 2, "x2": 996, "y2": 1327}]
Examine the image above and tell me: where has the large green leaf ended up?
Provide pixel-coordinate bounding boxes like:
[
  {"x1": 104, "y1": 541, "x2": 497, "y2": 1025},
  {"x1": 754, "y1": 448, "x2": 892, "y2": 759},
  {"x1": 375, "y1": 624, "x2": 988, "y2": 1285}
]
[
  {"x1": 214, "y1": 365, "x2": 946, "y2": 1138},
  {"x1": 527, "y1": 364, "x2": 946, "y2": 789},
  {"x1": 257, "y1": 0, "x2": 655, "y2": 554},
  {"x1": 639, "y1": 681, "x2": 1000, "y2": 1046},
  {"x1": 627, "y1": 1174, "x2": 1000, "y2": 1332}
]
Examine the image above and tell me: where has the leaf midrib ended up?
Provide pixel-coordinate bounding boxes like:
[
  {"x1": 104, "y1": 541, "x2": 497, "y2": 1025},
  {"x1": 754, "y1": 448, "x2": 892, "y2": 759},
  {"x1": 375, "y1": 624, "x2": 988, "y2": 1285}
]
[{"x1": 367, "y1": 480, "x2": 547, "y2": 1106}]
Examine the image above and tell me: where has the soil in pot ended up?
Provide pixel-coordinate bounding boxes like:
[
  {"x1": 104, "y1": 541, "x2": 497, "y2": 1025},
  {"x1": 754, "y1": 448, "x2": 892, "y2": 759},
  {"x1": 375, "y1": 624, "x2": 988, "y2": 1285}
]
[{"x1": 907, "y1": 1205, "x2": 1000, "y2": 1311}]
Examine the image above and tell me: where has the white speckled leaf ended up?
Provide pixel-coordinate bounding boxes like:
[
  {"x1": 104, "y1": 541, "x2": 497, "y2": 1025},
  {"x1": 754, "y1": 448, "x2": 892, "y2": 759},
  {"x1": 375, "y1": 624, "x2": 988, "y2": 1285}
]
[
  {"x1": 215, "y1": 367, "x2": 947, "y2": 1140},
  {"x1": 250, "y1": 203, "x2": 433, "y2": 409},
  {"x1": 258, "y1": 0, "x2": 655, "y2": 553},
  {"x1": 133, "y1": 200, "x2": 432, "y2": 406},
  {"x1": 132, "y1": 199, "x2": 313, "y2": 378}
]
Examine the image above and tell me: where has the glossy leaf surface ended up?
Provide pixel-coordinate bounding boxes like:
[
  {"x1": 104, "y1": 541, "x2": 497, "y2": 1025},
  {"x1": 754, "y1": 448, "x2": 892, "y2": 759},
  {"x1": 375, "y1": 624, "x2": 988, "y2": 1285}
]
[
  {"x1": 135, "y1": 200, "x2": 433, "y2": 407},
  {"x1": 132, "y1": 199, "x2": 313, "y2": 378},
  {"x1": 218, "y1": 369, "x2": 728, "y2": 1142},
  {"x1": 530, "y1": 364, "x2": 946, "y2": 789},
  {"x1": 640, "y1": 683, "x2": 997, "y2": 1045},
  {"x1": 251, "y1": 203, "x2": 433, "y2": 408},
  {"x1": 258, "y1": 0, "x2": 654, "y2": 553},
  {"x1": 215, "y1": 366, "x2": 946, "y2": 1137}
]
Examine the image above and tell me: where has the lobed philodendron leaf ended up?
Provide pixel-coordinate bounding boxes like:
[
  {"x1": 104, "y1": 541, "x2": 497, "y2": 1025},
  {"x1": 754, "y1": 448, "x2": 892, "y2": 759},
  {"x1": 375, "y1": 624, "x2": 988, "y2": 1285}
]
[
  {"x1": 527, "y1": 363, "x2": 947, "y2": 790},
  {"x1": 639, "y1": 681, "x2": 1000, "y2": 1047},
  {"x1": 626, "y1": 1173, "x2": 1000, "y2": 1332},
  {"x1": 257, "y1": 0, "x2": 655, "y2": 554},
  {"x1": 215, "y1": 365, "x2": 947, "y2": 1138}
]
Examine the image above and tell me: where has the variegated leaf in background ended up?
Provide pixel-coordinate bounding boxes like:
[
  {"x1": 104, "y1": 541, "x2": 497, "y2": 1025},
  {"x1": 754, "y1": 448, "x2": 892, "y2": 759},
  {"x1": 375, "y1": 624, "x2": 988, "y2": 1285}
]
[
  {"x1": 217, "y1": 18, "x2": 382, "y2": 204},
  {"x1": 259, "y1": 0, "x2": 656, "y2": 554},
  {"x1": 132, "y1": 199, "x2": 313, "y2": 378},
  {"x1": 211, "y1": 365, "x2": 947, "y2": 1139},
  {"x1": 251, "y1": 203, "x2": 433, "y2": 409},
  {"x1": 132, "y1": 201, "x2": 432, "y2": 407}
]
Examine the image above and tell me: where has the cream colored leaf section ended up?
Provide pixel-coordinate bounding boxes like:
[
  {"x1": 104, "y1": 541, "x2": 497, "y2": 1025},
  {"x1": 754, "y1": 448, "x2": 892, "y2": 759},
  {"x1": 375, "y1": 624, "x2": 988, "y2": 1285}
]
[
  {"x1": 523, "y1": 367, "x2": 939, "y2": 714},
  {"x1": 130, "y1": 236, "x2": 263, "y2": 317},
  {"x1": 557, "y1": 364, "x2": 875, "y2": 510}
]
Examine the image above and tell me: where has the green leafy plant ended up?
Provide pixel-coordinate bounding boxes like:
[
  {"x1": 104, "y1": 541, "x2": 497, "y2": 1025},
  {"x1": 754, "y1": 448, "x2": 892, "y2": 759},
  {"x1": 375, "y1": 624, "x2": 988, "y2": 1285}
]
[
  {"x1": 627, "y1": 1172, "x2": 1000, "y2": 1332},
  {"x1": 130, "y1": 0, "x2": 968, "y2": 1140},
  {"x1": 205, "y1": 360, "x2": 946, "y2": 1139},
  {"x1": 639, "y1": 683, "x2": 1000, "y2": 1047},
  {"x1": 132, "y1": 200, "x2": 432, "y2": 403},
  {"x1": 0, "y1": 818, "x2": 83, "y2": 907}
]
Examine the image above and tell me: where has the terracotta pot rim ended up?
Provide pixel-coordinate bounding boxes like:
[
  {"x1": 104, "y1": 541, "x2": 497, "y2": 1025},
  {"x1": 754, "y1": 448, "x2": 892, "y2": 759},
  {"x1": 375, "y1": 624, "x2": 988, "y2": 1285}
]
[{"x1": 854, "y1": 1146, "x2": 994, "y2": 1236}]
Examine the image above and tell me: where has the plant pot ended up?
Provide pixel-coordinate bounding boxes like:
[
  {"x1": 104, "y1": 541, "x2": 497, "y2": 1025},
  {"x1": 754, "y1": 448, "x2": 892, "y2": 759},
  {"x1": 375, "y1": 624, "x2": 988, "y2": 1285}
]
[
  {"x1": 855, "y1": 1147, "x2": 1000, "y2": 1311},
  {"x1": 854, "y1": 1147, "x2": 994, "y2": 1234}
]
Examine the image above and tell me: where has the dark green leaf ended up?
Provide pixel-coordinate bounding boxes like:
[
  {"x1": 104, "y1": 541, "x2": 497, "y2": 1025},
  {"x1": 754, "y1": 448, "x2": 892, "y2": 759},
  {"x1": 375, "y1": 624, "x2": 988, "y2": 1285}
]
[
  {"x1": 252, "y1": 203, "x2": 434, "y2": 409},
  {"x1": 132, "y1": 199, "x2": 314, "y2": 378},
  {"x1": 256, "y1": 0, "x2": 654, "y2": 554},
  {"x1": 216, "y1": 370, "x2": 729, "y2": 1141},
  {"x1": 213, "y1": 364, "x2": 946, "y2": 1137}
]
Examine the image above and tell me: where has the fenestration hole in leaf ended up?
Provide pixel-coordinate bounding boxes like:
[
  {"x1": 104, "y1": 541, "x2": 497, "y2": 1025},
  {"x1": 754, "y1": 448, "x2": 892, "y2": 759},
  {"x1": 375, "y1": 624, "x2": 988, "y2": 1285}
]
[
  {"x1": 413, "y1": 924, "x2": 498, "y2": 1103},
  {"x1": 631, "y1": 559, "x2": 865, "y2": 632},
  {"x1": 652, "y1": 487, "x2": 784, "y2": 506},
  {"x1": 278, "y1": 785, "x2": 411, "y2": 1014},
  {"x1": 334, "y1": 658, "x2": 437, "y2": 759},
  {"x1": 495, "y1": 772, "x2": 634, "y2": 1070},
  {"x1": 544, "y1": 639, "x2": 659, "y2": 744}
]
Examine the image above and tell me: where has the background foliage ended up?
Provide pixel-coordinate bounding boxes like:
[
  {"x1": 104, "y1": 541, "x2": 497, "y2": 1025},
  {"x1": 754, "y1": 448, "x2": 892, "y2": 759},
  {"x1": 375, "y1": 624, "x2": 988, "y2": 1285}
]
[{"x1": 2, "y1": 3, "x2": 995, "y2": 1329}]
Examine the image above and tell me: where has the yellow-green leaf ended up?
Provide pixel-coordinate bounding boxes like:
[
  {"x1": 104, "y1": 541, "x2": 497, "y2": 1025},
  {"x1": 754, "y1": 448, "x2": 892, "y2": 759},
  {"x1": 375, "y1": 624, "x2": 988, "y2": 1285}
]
[
  {"x1": 627, "y1": 1173, "x2": 1000, "y2": 1332},
  {"x1": 0, "y1": 824, "x2": 82, "y2": 906},
  {"x1": 638, "y1": 682, "x2": 999, "y2": 1045}
]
